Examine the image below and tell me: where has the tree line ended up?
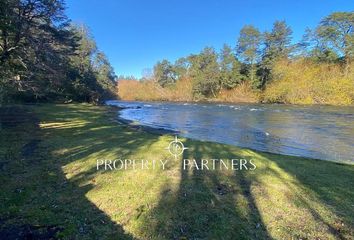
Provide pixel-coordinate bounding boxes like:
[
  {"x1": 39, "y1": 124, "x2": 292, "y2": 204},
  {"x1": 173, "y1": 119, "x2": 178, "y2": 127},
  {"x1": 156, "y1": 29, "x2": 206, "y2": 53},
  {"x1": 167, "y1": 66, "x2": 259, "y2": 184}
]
[
  {"x1": 0, "y1": 0, "x2": 116, "y2": 104},
  {"x1": 118, "y1": 11, "x2": 353, "y2": 104}
]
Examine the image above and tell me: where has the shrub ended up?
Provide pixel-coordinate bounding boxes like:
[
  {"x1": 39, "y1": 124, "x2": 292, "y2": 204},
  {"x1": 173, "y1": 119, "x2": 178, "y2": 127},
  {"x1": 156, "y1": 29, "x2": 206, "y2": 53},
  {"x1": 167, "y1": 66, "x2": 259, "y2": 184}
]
[{"x1": 263, "y1": 59, "x2": 354, "y2": 105}]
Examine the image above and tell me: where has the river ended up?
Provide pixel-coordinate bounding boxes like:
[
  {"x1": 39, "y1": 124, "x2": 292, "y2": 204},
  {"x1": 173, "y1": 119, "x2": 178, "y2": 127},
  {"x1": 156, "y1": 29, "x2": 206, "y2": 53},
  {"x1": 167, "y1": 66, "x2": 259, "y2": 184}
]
[{"x1": 107, "y1": 100, "x2": 354, "y2": 163}]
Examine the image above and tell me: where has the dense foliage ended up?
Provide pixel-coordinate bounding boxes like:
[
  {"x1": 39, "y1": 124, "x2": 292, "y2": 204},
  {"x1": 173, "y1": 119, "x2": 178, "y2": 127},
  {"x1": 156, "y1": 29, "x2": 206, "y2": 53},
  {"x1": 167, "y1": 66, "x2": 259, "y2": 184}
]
[
  {"x1": 0, "y1": 0, "x2": 116, "y2": 104},
  {"x1": 118, "y1": 11, "x2": 354, "y2": 105}
]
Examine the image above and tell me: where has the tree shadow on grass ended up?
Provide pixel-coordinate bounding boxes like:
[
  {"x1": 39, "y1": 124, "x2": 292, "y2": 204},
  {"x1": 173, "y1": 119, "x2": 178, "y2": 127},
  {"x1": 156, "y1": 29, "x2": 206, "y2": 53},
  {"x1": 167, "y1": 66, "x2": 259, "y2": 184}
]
[
  {"x1": 136, "y1": 136, "x2": 354, "y2": 239},
  {"x1": 138, "y1": 139, "x2": 272, "y2": 239},
  {"x1": 256, "y1": 152, "x2": 354, "y2": 239},
  {"x1": 0, "y1": 104, "x2": 162, "y2": 239}
]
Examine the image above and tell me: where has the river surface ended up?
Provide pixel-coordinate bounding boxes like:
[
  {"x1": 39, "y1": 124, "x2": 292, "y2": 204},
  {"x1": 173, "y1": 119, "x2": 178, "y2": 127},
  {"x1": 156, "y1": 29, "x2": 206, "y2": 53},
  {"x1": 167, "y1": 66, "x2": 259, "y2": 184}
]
[{"x1": 106, "y1": 100, "x2": 354, "y2": 163}]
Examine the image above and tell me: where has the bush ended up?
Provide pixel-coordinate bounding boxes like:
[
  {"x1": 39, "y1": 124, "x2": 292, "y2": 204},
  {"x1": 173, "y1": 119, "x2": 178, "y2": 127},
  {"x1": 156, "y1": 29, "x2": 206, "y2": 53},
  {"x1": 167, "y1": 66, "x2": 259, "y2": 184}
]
[
  {"x1": 117, "y1": 77, "x2": 194, "y2": 102},
  {"x1": 216, "y1": 82, "x2": 259, "y2": 103},
  {"x1": 263, "y1": 59, "x2": 354, "y2": 105}
]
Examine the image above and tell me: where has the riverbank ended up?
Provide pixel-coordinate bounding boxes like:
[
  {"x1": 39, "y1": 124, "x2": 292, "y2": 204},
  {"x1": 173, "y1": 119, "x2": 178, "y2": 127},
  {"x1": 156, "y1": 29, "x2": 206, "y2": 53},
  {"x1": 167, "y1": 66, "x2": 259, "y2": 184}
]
[{"x1": 1, "y1": 103, "x2": 353, "y2": 239}]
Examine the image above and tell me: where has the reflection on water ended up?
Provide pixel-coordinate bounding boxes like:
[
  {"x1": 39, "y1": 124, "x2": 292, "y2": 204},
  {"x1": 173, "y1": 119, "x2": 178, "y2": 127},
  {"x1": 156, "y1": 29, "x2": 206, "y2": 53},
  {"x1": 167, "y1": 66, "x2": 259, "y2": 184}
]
[{"x1": 107, "y1": 100, "x2": 354, "y2": 163}]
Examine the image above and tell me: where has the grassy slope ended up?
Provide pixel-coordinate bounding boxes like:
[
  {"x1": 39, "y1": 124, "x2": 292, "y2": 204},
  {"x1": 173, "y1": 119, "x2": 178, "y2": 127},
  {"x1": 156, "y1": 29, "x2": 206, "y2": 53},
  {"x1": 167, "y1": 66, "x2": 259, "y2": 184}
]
[{"x1": 0, "y1": 103, "x2": 353, "y2": 240}]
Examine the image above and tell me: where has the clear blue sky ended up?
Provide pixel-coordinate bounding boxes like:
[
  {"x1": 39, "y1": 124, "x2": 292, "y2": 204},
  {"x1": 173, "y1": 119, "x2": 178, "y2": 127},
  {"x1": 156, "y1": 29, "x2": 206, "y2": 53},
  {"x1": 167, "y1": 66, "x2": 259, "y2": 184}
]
[{"x1": 65, "y1": 0, "x2": 354, "y2": 78}]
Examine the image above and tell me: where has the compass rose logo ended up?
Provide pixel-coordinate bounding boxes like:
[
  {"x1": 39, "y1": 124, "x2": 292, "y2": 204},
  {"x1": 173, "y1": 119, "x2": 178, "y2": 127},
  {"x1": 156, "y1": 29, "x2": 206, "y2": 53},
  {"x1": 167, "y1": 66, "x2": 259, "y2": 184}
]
[{"x1": 166, "y1": 136, "x2": 188, "y2": 158}]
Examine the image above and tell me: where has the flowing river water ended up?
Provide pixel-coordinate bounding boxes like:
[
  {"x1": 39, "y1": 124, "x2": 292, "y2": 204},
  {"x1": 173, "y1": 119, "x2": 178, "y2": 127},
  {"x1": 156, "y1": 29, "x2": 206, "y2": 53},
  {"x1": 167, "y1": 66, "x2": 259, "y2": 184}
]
[{"x1": 107, "y1": 100, "x2": 354, "y2": 163}]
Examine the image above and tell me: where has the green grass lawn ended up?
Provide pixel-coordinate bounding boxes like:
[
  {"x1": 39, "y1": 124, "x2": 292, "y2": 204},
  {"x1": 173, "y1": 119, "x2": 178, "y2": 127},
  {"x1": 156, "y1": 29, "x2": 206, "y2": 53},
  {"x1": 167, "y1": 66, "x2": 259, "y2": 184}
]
[{"x1": 0, "y1": 103, "x2": 353, "y2": 239}]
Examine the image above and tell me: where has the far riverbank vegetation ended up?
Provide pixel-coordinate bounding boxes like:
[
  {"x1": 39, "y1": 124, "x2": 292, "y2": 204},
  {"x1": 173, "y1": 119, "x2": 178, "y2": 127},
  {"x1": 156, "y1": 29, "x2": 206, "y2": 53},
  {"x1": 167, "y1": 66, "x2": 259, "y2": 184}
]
[{"x1": 118, "y1": 11, "x2": 354, "y2": 105}]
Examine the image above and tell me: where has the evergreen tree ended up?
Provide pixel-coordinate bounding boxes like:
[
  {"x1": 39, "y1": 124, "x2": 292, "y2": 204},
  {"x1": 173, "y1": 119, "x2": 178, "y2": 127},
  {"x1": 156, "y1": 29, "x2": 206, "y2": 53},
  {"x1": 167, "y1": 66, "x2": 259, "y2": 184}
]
[
  {"x1": 0, "y1": 0, "x2": 74, "y2": 102},
  {"x1": 316, "y1": 12, "x2": 354, "y2": 74},
  {"x1": 173, "y1": 57, "x2": 189, "y2": 80},
  {"x1": 300, "y1": 28, "x2": 339, "y2": 63},
  {"x1": 219, "y1": 44, "x2": 242, "y2": 89},
  {"x1": 237, "y1": 25, "x2": 261, "y2": 88},
  {"x1": 153, "y1": 59, "x2": 176, "y2": 87},
  {"x1": 93, "y1": 51, "x2": 116, "y2": 97},
  {"x1": 189, "y1": 47, "x2": 220, "y2": 98},
  {"x1": 259, "y1": 20, "x2": 293, "y2": 87},
  {"x1": 0, "y1": 1, "x2": 116, "y2": 103}
]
